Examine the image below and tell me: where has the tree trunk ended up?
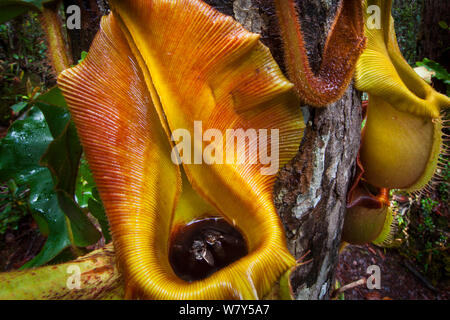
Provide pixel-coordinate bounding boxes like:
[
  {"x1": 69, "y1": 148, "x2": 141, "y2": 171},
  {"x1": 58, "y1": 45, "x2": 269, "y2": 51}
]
[
  {"x1": 62, "y1": 0, "x2": 109, "y2": 62},
  {"x1": 417, "y1": 0, "x2": 450, "y2": 68},
  {"x1": 417, "y1": 0, "x2": 450, "y2": 93},
  {"x1": 275, "y1": 89, "x2": 361, "y2": 300},
  {"x1": 1, "y1": 0, "x2": 361, "y2": 300}
]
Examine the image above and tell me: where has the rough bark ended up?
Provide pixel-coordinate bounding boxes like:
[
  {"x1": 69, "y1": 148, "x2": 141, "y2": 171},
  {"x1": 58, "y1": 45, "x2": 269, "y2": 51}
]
[
  {"x1": 275, "y1": 88, "x2": 361, "y2": 300},
  {"x1": 62, "y1": 0, "x2": 109, "y2": 62},
  {"x1": 417, "y1": 0, "x2": 450, "y2": 94},
  {"x1": 417, "y1": 0, "x2": 450, "y2": 68}
]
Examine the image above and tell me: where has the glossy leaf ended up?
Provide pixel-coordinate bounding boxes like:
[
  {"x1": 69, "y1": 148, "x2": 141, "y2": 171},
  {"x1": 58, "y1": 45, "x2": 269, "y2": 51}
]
[
  {"x1": 40, "y1": 120, "x2": 101, "y2": 247},
  {"x1": 75, "y1": 157, "x2": 96, "y2": 208},
  {"x1": 88, "y1": 188, "x2": 111, "y2": 244},
  {"x1": 0, "y1": 107, "x2": 71, "y2": 268},
  {"x1": 0, "y1": 85, "x2": 103, "y2": 267},
  {"x1": 11, "y1": 101, "x2": 28, "y2": 113}
]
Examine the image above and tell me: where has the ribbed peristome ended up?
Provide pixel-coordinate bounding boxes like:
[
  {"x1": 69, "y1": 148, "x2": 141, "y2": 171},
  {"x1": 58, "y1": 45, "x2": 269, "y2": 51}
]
[{"x1": 58, "y1": 0, "x2": 304, "y2": 299}]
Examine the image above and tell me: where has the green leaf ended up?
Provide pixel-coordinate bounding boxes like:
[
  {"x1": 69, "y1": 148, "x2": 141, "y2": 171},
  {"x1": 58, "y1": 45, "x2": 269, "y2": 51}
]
[
  {"x1": 78, "y1": 51, "x2": 88, "y2": 64},
  {"x1": 0, "y1": 85, "x2": 102, "y2": 267},
  {"x1": 56, "y1": 191, "x2": 101, "y2": 246},
  {"x1": 88, "y1": 188, "x2": 111, "y2": 243},
  {"x1": 39, "y1": 120, "x2": 80, "y2": 194},
  {"x1": 0, "y1": 5, "x2": 29, "y2": 24},
  {"x1": 10, "y1": 101, "x2": 28, "y2": 113},
  {"x1": 0, "y1": 0, "x2": 54, "y2": 23},
  {"x1": 1, "y1": 203, "x2": 12, "y2": 216},
  {"x1": 35, "y1": 86, "x2": 68, "y2": 110},
  {"x1": 0, "y1": 107, "x2": 71, "y2": 267},
  {"x1": 40, "y1": 119, "x2": 101, "y2": 247},
  {"x1": 438, "y1": 21, "x2": 448, "y2": 30},
  {"x1": 75, "y1": 158, "x2": 113, "y2": 243},
  {"x1": 416, "y1": 58, "x2": 450, "y2": 85},
  {"x1": 75, "y1": 157, "x2": 95, "y2": 208},
  {"x1": 0, "y1": 108, "x2": 52, "y2": 185},
  {"x1": 6, "y1": 179, "x2": 18, "y2": 196}
]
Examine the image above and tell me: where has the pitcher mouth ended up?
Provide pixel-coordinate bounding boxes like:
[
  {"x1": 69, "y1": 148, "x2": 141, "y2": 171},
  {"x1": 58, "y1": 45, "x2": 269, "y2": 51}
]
[
  {"x1": 58, "y1": 0, "x2": 302, "y2": 299},
  {"x1": 169, "y1": 217, "x2": 248, "y2": 282}
]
